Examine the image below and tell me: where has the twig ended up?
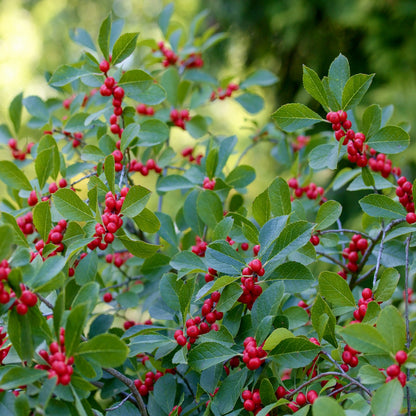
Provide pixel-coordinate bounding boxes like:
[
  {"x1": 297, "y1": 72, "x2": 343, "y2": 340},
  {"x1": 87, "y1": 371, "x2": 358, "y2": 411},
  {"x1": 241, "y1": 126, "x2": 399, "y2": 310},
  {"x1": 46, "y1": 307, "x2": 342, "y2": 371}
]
[
  {"x1": 175, "y1": 368, "x2": 195, "y2": 398},
  {"x1": 372, "y1": 220, "x2": 386, "y2": 286},
  {"x1": 234, "y1": 142, "x2": 256, "y2": 169},
  {"x1": 70, "y1": 172, "x2": 97, "y2": 187},
  {"x1": 318, "y1": 229, "x2": 374, "y2": 242},
  {"x1": 36, "y1": 293, "x2": 54, "y2": 309},
  {"x1": 285, "y1": 371, "x2": 372, "y2": 399},
  {"x1": 328, "y1": 382, "x2": 353, "y2": 397},
  {"x1": 315, "y1": 251, "x2": 346, "y2": 269},
  {"x1": 166, "y1": 165, "x2": 186, "y2": 171},
  {"x1": 354, "y1": 266, "x2": 376, "y2": 286},
  {"x1": 106, "y1": 393, "x2": 133, "y2": 411},
  {"x1": 104, "y1": 367, "x2": 148, "y2": 416}
]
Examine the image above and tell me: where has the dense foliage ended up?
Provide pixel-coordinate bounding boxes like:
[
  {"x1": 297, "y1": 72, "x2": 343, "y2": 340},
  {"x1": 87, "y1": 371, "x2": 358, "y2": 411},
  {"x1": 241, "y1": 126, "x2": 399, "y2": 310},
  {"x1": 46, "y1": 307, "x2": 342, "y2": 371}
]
[{"x1": 0, "y1": 4, "x2": 415, "y2": 416}]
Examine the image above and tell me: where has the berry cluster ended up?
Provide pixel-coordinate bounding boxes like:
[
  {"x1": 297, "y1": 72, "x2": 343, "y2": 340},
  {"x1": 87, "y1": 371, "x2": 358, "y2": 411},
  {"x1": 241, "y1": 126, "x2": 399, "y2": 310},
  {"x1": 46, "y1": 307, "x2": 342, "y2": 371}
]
[
  {"x1": 341, "y1": 234, "x2": 368, "y2": 274},
  {"x1": 111, "y1": 149, "x2": 124, "y2": 172},
  {"x1": 157, "y1": 42, "x2": 178, "y2": 67},
  {"x1": 180, "y1": 52, "x2": 204, "y2": 69},
  {"x1": 291, "y1": 135, "x2": 310, "y2": 152},
  {"x1": 340, "y1": 344, "x2": 360, "y2": 371},
  {"x1": 204, "y1": 267, "x2": 218, "y2": 283},
  {"x1": 48, "y1": 178, "x2": 68, "y2": 194},
  {"x1": 241, "y1": 389, "x2": 266, "y2": 414},
  {"x1": 123, "y1": 319, "x2": 152, "y2": 331},
  {"x1": 242, "y1": 337, "x2": 267, "y2": 371},
  {"x1": 174, "y1": 291, "x2": 222, "y2": 349},
  {"x1": 368, "y1": 151, "x2": 396, "y2": 178},
  {"x1": 288, "y1": 391, "x2": 319, "y2": 412},
  {"x1": 0, "y1": 327, "x2": 11, "y2": 365},
  {"x1": 35, "y1": 328, "x2": 74, "y2": 385},
  {"x1": 352, "y1": 288, "x2": 373, "y2": 323},
  {"x1": 136, "y1": 103, "x2": 155, "y2": 116},
  {"x1": 8, "y1": 138, "x2": 33, "y2": 160},
  {"x1": 223, "y1": 356, "x2": 240, "y2": 375},
  {"x1": 170, "y1": 108, "x2": 190, "y2": 129},
  {"x1": 191, "y1": 236, "x2": 208, "y2": 257},
  {"x1": 386, "y1": 350, "x2": 407, "y2": 387},
  {"x1": 168, "y1": 405, "x2": 183, "y2": 416},
  {"x1": 88, "y1": 188, "x2": 129, "y2": 251},
  {"x1": 129, "y1": 158, "x2": 162, "y2": 175},
  {"x1": 395, "y1": 176, "x2": 416, "y2": 224},
  {"x1": 238, "y1": 260, "x2": 264, "y2": 310},
  {"x1": 202, "y1": 177, "x2": 216, "y2": 190},
  {"x1": 17, "y1": 212, "x2": 35, "y2": 236},
  {"x1": 134, "y1": 370, "x2": 165, "y2": 396},
  {"x1": 32, "y1": 220, "x2": 68, "y2": 260},
  {"x1": 181, "y1": 147, "x2": 203, "y2": 165},
  {"x1": 105, "y1": 252, "x2": 132, "y2": 268},
  {"x1": 98, "y1": 59, "x2": 125, "y2": 137},
  {"x1": 288, "y1": 178, "x2": 325, "y2": 201},
  {"x1": 210, "y1": 83, "x2": 239, "y2": 101}
]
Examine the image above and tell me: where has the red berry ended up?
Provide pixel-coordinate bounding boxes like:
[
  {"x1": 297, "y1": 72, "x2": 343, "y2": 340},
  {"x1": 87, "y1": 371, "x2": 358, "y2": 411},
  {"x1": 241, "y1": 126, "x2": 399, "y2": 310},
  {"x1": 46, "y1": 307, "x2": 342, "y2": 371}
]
[
  {"x1": 249, "y1": 259, "x2": 262, "y2": 273},
  {"x1": 296, "y1": 392, "x2": 307, "y2": 406},
  {"x1": 386, "y1": 364, "x2": 400, "y2": 377},
  {"x1": 398, "y1": 371, "x2": 407, "y2": 387},
  {"x1": 99, "y1": 60, "x2": 110, "y2": 73},
  {"x1": 103, "y1": 292, "x2": 112, "y2": 303},
  {"x1": 113, "y1": 87, "x2": 125, "y2": 100},
  {"x1": 59, "y1": 178, "x2": 67, "y2": 188},
  {"x1": 244, "y1": 399, "x2": 255, "y2": 411},
  {"x1": 362, "y1": 288, "x2": 372, "y2": 300},
  {"x1": 395, "y1": 350, "x2": 408, "y2": 365},
  {"x1": 50, "y1": 232, "x2": 63, "y2": 244},
  {"x1": 20, "y1": 290, "x2": 37, "y2": 307},
  {"x1": 306, "y1": 390, "x2": 318, "y2": 404},
  {"x1": 247, "y1": 357, "x2": 261, "y2": 370},
  {"x1": 406, "y1": 213, "x2": 416, "y2": 224},
  {"x1": 16, "y1": 303, "x2": 28, "y2": 315}
]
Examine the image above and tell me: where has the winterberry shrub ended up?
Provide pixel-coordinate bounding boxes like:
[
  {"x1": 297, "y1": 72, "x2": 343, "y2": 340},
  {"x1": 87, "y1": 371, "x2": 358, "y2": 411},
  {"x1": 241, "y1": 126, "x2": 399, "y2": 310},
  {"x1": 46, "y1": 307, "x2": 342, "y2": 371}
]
[{"x1": 0, "y1": 3, "x2": 414, "y2": 416}]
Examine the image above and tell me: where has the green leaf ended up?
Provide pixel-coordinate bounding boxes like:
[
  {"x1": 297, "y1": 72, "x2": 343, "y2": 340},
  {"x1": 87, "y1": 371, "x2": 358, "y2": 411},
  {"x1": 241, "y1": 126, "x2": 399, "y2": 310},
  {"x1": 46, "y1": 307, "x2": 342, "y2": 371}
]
[
  {"x1": 155, "y1": 212, "x2": 178, "y2": 246},
  {"x1": 332, "y1": 168, "x2": 361, "y2": 190},
  {"x1": 186, "y1": 115, "x2": 208, "y2": 138},
  {"x1": 269, "y1": 337, "x2": 321, "y2": 368},
  {"x1": 211, "y1": 368, "x2": 248, "y2": 414},
  {"x1": 302, "y1": 65, "x2": 329, "y2": 109},
  {"x1": 376, "y1": 306, "x2": 406, "y2": 353},
  {"x1": 133, "y1": 208, "x2": 160, "y2": 233},
  {"x1": 315, "y1": 200, "x2": 342, "y2": 230},
  {"x1": 374, "y1": 268, "x2": 400, "y2": 302},
  {"x1": 0, "y1": 161, "x2": 32, "y2": 190},
  {"x1": 359, "y1": 194, "x2": 407, "y2": 220},
  {"x1": 272, "y1": 103, "x2": 323, "y2": 133},
  {"x1": 269, "y1": 261, "x2": 314, "y2": 293},
  {"x1": 65, "y1": 304, "x2": 88, "y2": 357},
  {"x1": 251, "y1": 282, "x2": 284, "y2": 328},
  {"x1": 35, "y1": 142, "x2": 59, "y2": 189},
  {"x1": 111, "y1": 32, "x2": 139, "y2": 65},
  {"x1": 29, "y1": 254, "x2": 66, "y2": 291},
  {"x1": 74, "y1": 251, "x2": 98, "y2": 285},
  {"x1": 311, "y1": 296, "x2": 337, "y2": 347},
  {"x1": 120, "y1": 123, "x2": 140, "y2": 152},
  {"x1": 23, "y1": 95, "x2": 49, "y2": 120},
  {"x1": 170, "y1": 251, "x2": 206, "y2": 274},
  {"x1": 342, "y1": 73, "x2": 375, "y2": 110},
  {"x1": 240, "y1": 69, "x2": 278, "y2": 89},
  {"x1": 1, "y1": 213, "x2": 29, "y2": 247},
  {"x1": 81, "y1": 145, "x2": 105, "y2": 163},
  {"x1": 0, "y1": 225, "x2": 13, "y2": 259},
  {"x1": 188, "y1": 342, "x2": 236, "y2": 371},
  {"x1": 118, "y1": 69, "x2": 153, "y2": 98},
  {"x1": 313, "y1": 397, "x2": 345, "y2": 416},
  {"x1": 72, "y1": 281, "x2": 100, "y2": 313},
  {"x1": 98, "y1": 14, "x2": 112, "y2": 60},
  {"x1": 197, "y1": 190, "x2": 223, "y2": 229},
  {"x1": 69, "y1": 27, "x2": 96, "y2": 51},
  {"x1": 234, "y1": 93, "x2": 264, "y2": 114},
  {"x1": 362, "y1": 104, "x2": 382, "y2": 139},
  {"x1": 0, "y1": 368, "x2": 46, "y2": 390},
  {"x1": 205, "y1": 148, "x2": 218, "y2": 179},
  {"x1": 48, "y1": 65, "x2": 92, "y2": 87},
  {"x1": 268, "y1": 177, "x2": 291, "y2": 217},
  {"x1": 157, "y1": 175, "x2": 194, "y2": 193},
  {"x1": 361, "y1": 167, "x2": 375, "y2": 187},
  {"x1": 319, "y1": 271, "x2": 356, "y2": 308},
  {"x1": 367, "y1": 125, "x2": 410, "y2": 154},
  {"x1": 158, "y1": 3, "x2": 174, "y2": 36},
  {"x1": 253, "y1": 189, "x2": 271, "y2": 226},
  {"x1": 137, "y1": 119, "x2": 169, "y2": 146},
  {"x1": 120, "y1": 185, "x2": 151, "y2": 218},
  {"x1": 309, "y1": 142, "x2": 340, "y2": 171},
  {"x1": 205, "y1": 241, "x2": 246, "y2": 275},
  {"x1": 53, "y1": 189, "x2": 94, "y2": 221},
  {"x1": 104, "y1": 154, "x2": 115, "y2": 194},
  {"x1": 9, "y1": 92, "x2": 23, "y2": 134},
  {"x1": 78, "y1": 334, "x2": 128, "y2": 367},
  {"x1": 225, "y1": 165, "x2": 255, "y2": 188},
  {"x1": 371, "y1": 379, "x2": 403, "y2": 416},
  {"x1": 160, "y1": 67, "x2": 179, "y2": 106},
  {"x1": 339, "y1": 323, "x2": 390, "y2": 354},
  {"x1": 328, "y1": 53, "x2": 350, "y2": 107},
  {"x1": 117, "y1": 235, "x2": 159, "y2": 258},
  {"x1": 8, "y1": 308, "x2": 34, "y2": 361},
  {"x1": 359, "y1": 364, "x2": 386, "y2": 385}
]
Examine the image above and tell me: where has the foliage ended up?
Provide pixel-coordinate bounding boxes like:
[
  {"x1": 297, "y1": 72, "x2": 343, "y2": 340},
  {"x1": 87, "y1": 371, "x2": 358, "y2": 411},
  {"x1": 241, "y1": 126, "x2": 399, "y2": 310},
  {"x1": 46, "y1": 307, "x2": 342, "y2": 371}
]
[{"x1": 0, "y1": 3, "x2": 415, "y2": 416}]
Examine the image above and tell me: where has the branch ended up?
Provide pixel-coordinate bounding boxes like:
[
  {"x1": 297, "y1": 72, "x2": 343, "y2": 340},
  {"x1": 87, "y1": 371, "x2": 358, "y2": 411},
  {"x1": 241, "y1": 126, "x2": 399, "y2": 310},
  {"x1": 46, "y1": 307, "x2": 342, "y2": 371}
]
[
  {"x1": 104, "y1": 367, "x2": 148, "y2": 416},
  {"x1": 105, "y1": 393, "x2": 133, "y2": 411},
  {"x1": 70, "y1": 172, "x2": 97, "y2": 187},
  {"x1": 315, "y1": 250, "x2": 346, "y2": 269},
  {"x1": 285, "y1": 371, "x2": 372, "y2": 399}
]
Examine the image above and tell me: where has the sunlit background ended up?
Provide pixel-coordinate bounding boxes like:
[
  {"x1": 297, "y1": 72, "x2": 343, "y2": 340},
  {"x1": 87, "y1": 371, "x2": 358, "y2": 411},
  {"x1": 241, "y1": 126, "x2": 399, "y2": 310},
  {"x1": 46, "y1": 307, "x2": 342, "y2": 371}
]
[{"x1": 1, "y1": 0, "x2": 416, "y2": 219}]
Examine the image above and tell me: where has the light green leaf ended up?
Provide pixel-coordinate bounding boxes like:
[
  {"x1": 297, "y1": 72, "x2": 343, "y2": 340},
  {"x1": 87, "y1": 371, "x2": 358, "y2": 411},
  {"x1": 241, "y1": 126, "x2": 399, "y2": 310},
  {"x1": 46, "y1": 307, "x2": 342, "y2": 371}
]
[
  {"x1": 367, "y1": 125, "x2": 409, "y2": 154},
  {"x1": 342, "y1": 73, "x2": 375, "y2": 110},
  {"x1": 111, "y1": 32, "x2": 139, "y2": 65},
  {"x1": 272, "y1": 103, "x2": 323, "y2": 132}
]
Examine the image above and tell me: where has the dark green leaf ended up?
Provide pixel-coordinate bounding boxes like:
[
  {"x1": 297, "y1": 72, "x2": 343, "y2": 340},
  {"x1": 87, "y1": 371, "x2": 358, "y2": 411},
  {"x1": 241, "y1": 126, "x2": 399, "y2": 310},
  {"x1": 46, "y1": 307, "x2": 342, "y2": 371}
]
[
  {"x1": 197, "y1": 190, "x2": 223, "y2": 228},
  {"x1": 225, "y1": 165, "x2": 255, "y2": 188},
  {"x1": 74, "y1": 251, "x2": 98, "y2": 285},
  {"x1": 367, "y1": 125, "x2": 409, "y2": 154},
  {"x1": 374, "y1": 268, "x2": 400, "y2": 302},
  {"x1": 319, "y1": 271, "x2": 355, "y2": 307},
  {"x1": 205, "y1": 241, "x2": 245, "y2": 275},
  {"x1": 98, "y1": 14, "x2": 112, "y2": 60},
  {"x1": 253, "y1": 189, "x2": 271, "y2": 226},
  {"x1": 117, "y1": 235, "x2": 159, "y2": 258},
  {"x1": 186, "y1": 115, "x2": 208, "y2": 138},
  {"x1": 362, "y1": 104, "x2": 382, "y2": 139},
  {"x1": 137, "y1": 119, "x2": 169, "y2": 146},
  {"x1": 328, "y1": 54, "x2": 350, "y2": 107},
  {"x1": 0, "y1": 161, "x2": 32, "y2": 190},
  {"x1": 315, "y1": 200, "x2": 342, "y2": 230},
  {"x1": 339, "y1": 324, "x2": 390, "y2": 354},
  {"x1": 313, "y1": 397, "x2": 345, "y2": 416},
  {"x1": 376, "y1": 306, "x2": 406, "y2": 353},
  {"x1": 158, "y1": 3, "x2": 174, "y2": 36},
  {"x1": 65, "y1": 304, "x2": 88, "y2": 357},
  {"x1": 269, "y1": 261, "x2": 314, "y2": 293},
  {"x1": 0, "y1": 225, "x2": 13, "y2": 260},
  {"x1": 342, "y1": 73, "x2": 375, "y2": 110},
  {"x1": 0, "y1": 368, "x2": 46, "y2": 390},
  {"x1": 120, "y1": 185, "x2": 151, "y2": 218},
  {"x1": 302, "y1": 65, "x2": 329, "y2": 109},
  {"x1": 188, "y1": 342, "x2": 236, "y2": 371},
  {"x1": 371, "y1": 379, "x2": 403, "y2": 416},
  {"x1": 268, "y1": 177, "x2": 291, "y2": 216},
  {"x1": 359, "y1": 194, "x2": 407, "y2": 219},
  {"x1": 111, "y1": 32, "x2": 139, "y2": 65},
  {"x1": 104, "y1": 154, "x2": 115, "y2": 194},
  {"x1": 53, "y1": 189, "x2": 94, "y2": 221}
]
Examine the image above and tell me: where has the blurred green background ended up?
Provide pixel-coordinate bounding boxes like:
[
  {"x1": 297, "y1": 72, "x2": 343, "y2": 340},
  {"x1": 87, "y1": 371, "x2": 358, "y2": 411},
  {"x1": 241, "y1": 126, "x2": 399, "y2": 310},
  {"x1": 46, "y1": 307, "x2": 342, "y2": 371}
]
[{"x1": 1, "y1": 0, "x2": 415, "y2": 219}]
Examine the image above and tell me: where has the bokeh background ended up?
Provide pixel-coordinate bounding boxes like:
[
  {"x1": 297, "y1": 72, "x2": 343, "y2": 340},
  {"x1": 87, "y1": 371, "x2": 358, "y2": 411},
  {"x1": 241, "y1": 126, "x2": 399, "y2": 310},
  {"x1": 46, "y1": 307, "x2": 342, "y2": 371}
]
[{"x1": 1, "y1": 0, "x2": 416, "y2": 220}]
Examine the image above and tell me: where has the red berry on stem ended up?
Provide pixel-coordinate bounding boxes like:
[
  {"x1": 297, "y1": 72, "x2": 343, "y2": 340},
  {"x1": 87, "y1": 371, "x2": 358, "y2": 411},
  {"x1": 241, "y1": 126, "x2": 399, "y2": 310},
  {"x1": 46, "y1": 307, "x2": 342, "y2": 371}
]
[
  {"x1": 99, "y1": 60, "x2": 110, "y2": 73},
  {"x1": 395, "y1": 350, "x2": 408, "y2": 365}
]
